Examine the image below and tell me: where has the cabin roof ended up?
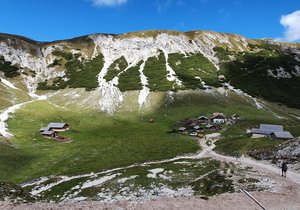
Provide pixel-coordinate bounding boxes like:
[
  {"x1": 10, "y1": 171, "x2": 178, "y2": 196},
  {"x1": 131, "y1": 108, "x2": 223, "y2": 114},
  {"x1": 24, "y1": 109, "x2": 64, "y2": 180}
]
[
  {"x1": 206, "y1": 124, "x2": 214, "y2": 128},
  {"x1": 251, "y1": 128, "x2": 274, "y2": 135},
  {"x1": 198, "y1": 116, "x2": 208, "y2": 119},
  {"x1": 48, "y1": 123, "x2": 68, "y2": 128},
  {"x1": 193, "y1": 125, "x2": 201, "y2": 130},
  {"x1": 272, "y1": 131, "x2": 294, "y2": 139},
  {"x1": 259, "y1": 124, "x2": 283, "y2": 132},
  {"x1": 40, "y1": 127, "x2": 49, "y2": 131},
  {"x1": 42, "y1": 130, "x2": 56, "y2": 135}
]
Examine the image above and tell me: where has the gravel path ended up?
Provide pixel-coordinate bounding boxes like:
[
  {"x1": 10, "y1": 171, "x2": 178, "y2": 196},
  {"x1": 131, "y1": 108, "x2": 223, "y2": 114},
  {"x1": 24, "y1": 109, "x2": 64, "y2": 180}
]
[{"x1": 2, "y1": 134, "x2": 300, "y2": 209}]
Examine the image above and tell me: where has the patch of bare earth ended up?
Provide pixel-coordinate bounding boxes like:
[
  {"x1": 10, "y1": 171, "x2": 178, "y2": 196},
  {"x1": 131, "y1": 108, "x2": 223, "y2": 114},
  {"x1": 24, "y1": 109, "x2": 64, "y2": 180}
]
[{"x1": 1, "y1": 185, "x2": 299, "y2": 210}]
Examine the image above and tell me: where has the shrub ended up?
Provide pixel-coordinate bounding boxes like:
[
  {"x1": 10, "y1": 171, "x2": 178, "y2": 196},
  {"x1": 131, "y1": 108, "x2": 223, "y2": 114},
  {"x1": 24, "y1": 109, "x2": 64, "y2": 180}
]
[
  {"x1": 38, "y1": 51, "x2": 104, "y2": 91},
  {"x1": 168, "y1": 53, "x2": 217, "y2": 89},
  {"x1": 143, "y1": 52, "x2": 174, "y2": 91},
  {"x1": 0, "y1": 55, "x2": 20, "y2": 78},
  {"x1": 118, "y1": 61, "x2": 143, "y2": 91},
  {"x1": 104, "y1": 56, "x2": 128, "y2": 81}
]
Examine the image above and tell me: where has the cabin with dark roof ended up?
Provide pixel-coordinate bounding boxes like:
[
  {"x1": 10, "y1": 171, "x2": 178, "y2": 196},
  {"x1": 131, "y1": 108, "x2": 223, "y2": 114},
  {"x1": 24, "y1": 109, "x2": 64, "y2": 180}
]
[
  {"x1": 41, "y1": 130, "x2": 58, "y2": 138},
  {"x1": 250, "y1": 128, "x2": 273, "y2": 135},
  {"x1": 251, "y1": 124, "x2": 293, "y2": 140},
  {"x1": 205, "y1": 124, "x2": 216, "y2": 129},
  {"x1": 251, "y1": 124, "x2": 283, "y2": 136},
  {"x1": 198, "y1": 116, "x2": 208, "y2": 122},
  {"x1": 39, "y1": 127, "x2": 49, "y2": 133},
  {"x1": 47, "y1": 123, "x2": 69, "y2": 131},
  {"x1": 39, "y1": 122, "x2": 70, "y2": 140},
  {"x1": 260, "y1": 124, "x2": 283, "y2": 132},
  {"x1": 178, "y1": 127, "x2": 187, "y2": 132},
  {"x1": 271, "y1": 131, "x2": 294, "y2": 140}
]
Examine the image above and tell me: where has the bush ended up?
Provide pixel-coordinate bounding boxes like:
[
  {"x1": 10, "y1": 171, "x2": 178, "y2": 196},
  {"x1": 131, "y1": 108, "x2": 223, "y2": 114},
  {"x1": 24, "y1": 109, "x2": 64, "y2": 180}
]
[
  {"x1": 104, "y1": 56, "x2": 128, "y2": 81},
  {"x1": 38, "y1": 50, "x2": 104, "y2": 91},
  {"x1": 118, "y1": 61, "x2": 143, "y2": 91},
  {"x1": 52, "y1": 50, "x2": 73, "y2": 60},
  {"x1": 168, "y1": 53, "x2": 217, "y2": 89},
  {"x1": 216, "y1": 44, "x2": 300, "y2": 108},
  {"x1": 47, "y1": 59, "x2": 62, "y2": 68},
  {"x1": 143, "y1": 52, "x2": 174, "y2": 91},
  {"x1": 0, "y1": 56, "x2": 20, "y2": 78}
]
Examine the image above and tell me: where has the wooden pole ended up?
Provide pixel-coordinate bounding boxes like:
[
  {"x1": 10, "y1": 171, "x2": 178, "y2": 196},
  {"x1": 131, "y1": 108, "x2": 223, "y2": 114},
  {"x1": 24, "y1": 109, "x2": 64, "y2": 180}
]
[{"x1": 240, "y1": 189, "x2": 267, "y2": 210}]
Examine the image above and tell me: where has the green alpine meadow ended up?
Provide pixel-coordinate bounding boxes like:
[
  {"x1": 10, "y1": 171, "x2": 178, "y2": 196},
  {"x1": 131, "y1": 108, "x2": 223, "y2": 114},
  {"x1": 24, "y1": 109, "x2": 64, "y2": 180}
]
[{"x1": 0, "y1": 30, "x2": 300, "y2": 205}]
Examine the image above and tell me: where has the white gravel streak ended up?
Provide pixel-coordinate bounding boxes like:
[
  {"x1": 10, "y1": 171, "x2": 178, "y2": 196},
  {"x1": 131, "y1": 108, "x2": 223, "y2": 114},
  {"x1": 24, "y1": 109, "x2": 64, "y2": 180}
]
[
  {"x1": 117, "y1": 175, "x2": 138, "y2": 184},
  {"x1": 138, "y1": 61, "x2": 150, "y2": 109},
  {"x1": 81, "y1": 173, "x2": 120, "y2": 189},
  {"x1": 147, "y1": 168, "x2": 164, "y2": 178},
  {"x1": 0, "y1": 102, "x2": 30, "y2": 138},
  {"x1": 88, "y1": 32, "x2": 247, "y2": 114},
  {"x1": 163, "y1": 50, "x2": 182, "y2": 86},
  {"x1": 0, "y1": 77, "x2": 19, "y2": 90}
]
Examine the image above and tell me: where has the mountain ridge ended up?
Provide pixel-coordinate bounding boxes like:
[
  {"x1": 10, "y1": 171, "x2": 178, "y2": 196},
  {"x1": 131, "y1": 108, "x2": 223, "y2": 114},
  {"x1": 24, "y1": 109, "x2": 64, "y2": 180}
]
[
  {"x1": 0, "y1": 30, "x2": 300, "y2": 113},
  {"x1": 0, "y1": 30, "x2": 249, "y2": 44}
]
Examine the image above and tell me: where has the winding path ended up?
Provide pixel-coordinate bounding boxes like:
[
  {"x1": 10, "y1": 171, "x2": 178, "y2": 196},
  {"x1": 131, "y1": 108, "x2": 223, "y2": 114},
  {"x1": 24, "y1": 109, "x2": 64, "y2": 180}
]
[
  {"x1": 197, "y1": 134, "x2": 300, "y2": 186},
  {"x1": 25, "y1": 133, "x2": 300, "y2": 197},
  {"x1": 0, "y1": 101, "x2": 32, "y2": 138}
]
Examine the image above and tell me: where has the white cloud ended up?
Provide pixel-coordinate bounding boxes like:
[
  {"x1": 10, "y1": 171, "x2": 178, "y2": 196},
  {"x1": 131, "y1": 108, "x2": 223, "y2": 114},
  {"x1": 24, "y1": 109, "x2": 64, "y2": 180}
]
[
  {"x1": 90, "y1": 0, "x2": 128, "y2": 7},
  {"x1": 279, "y1": 10, "x2": 300, "y2": 42},
  {"x1": 156, "y1": 0, "x2": 185, "y2": 13}
]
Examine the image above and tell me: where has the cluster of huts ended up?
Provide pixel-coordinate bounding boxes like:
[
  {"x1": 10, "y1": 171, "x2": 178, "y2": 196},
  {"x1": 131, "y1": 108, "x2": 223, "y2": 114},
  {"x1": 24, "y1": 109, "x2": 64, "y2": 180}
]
[
  {"x1": 39, "y1": 123, "x2": 70, "y2": 141},
  {"x1": 177, "y1": 112, "x2": 241, "y2": 137},
  {"x1": 250, "y1": 124, "x2": 294, "y2": 140}
]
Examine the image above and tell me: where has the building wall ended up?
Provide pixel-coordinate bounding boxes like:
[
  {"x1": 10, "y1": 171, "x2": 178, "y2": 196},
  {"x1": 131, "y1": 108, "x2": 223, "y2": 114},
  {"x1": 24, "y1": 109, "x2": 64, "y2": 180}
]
[
  {"x1": 251, "y1": 134, "x2": 267, "y2": 138},
  {"x1": 213, "y1": 119, "x2": 225, "y2": 124}
]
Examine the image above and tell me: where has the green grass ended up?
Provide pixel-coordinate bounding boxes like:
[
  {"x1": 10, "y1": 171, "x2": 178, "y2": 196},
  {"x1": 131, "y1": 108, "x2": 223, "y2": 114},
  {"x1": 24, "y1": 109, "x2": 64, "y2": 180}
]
[
  {"x1": 0, "y1": 83, "x2": 31, "y2": 110},
  {"x1": 2, "y1": 89, "x2": 299, "y2": 185},
  {"x1": 192, "y1": 170, "x2": 234, "y2": 196},
  {"x1": 40, "y1": 177, "x2": 89, "y2": 201},
  {"x1": 0, "y1": 85, "x2": 13, "y2": 109},
  {"x1": 37, "y1": 158, "x2": 235, "y2": 201},
  {"x1": 3, "y1": 99, "x2": 199, "y2": 183},
  {"x1": 214, "y1": 135, "x2": 278, "y2": 158},
  {"x1": 0, "y1": 143, "x2": 34, "y2": 182}
]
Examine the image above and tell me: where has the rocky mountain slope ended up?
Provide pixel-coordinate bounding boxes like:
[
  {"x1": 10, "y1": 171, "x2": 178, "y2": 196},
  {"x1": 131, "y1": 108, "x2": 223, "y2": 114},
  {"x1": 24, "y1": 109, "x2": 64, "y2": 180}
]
[
  {"x1": 1, "y1": 30, "x2": 300, "y2": 205},
  {"x1": 0, "y1": 30, "x2": 300, "y2": 114}
]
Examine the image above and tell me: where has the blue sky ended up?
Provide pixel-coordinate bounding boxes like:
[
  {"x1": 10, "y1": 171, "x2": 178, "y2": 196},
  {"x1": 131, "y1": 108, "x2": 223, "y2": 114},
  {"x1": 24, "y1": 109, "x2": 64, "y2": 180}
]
[{"x1": 0, "y1": 0, "x2": 299, "y2": 42}]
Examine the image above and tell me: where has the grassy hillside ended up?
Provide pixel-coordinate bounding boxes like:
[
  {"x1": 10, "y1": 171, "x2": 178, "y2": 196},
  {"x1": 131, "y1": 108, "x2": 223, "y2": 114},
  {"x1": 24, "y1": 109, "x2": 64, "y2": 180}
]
[
  {"x1": 0, "y1": 82, "x2": 31, "y2": 110},
  {"x1": 2, "y1": 90, "x2": 299, "y2": 183},
  {"x1": 168, "y1": 53, "x2": 219, "y2": 88},
  {"x1": 215, "y1": 42, "x2": 300, "y2": 108},
  {"x1": 2, "y1": 98, "x2": 200, "y2": 183}
]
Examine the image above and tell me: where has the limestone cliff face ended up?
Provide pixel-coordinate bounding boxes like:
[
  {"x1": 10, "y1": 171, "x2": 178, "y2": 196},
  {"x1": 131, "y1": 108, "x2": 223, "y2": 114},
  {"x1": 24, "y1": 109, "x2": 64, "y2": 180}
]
[{"x1": 1, "y1": 30, "x2": 300, "y2": 113}]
